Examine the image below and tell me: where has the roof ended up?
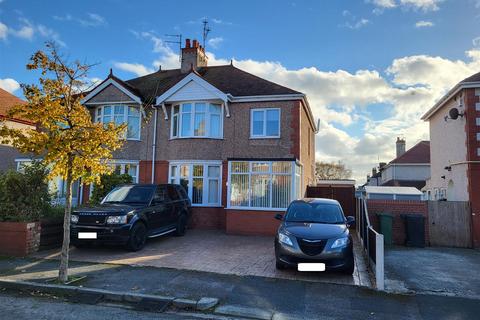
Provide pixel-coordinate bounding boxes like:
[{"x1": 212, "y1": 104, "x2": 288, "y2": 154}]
[
  {"x1": 381, "y1": 179, "x2": 426, "y2": 190},
  {"x1": 124, "y1": 64, "x2": 302, "y2": 103},
  {"x1": 389, "y1": 141, "x2": 430, "y2": 164},
  {"x1": 316, "y1": 179, "x2": 356, "y2": 186},
  {"x1": 422, "y1": 71, "x2": 480, "y2": 120},
  {"x1": 0, "y1": 88, "x2": 32, "y2": 124},
  {"x1": 365, "y1": 186, "x2": 423, "y2": 196}
]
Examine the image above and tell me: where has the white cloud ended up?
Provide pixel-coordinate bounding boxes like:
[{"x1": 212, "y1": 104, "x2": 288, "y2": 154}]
[
  {"x1": 0, "y1": 22, "x2": 7, "y2": 40},
  {"x1": 208, "y1": 37, "x2": 223, "y2": 49},
  {"x1": 114, "y1": 62, "x2": 154, "y2": 77},
  {"x1": 370, "y1": 0, "x2": 443, "y2": 12},
  {"x1": 53, "y1": 13, "x2": 107, "y2": 27},
  {"x1": 415, "y1": 20, "x2": 434, "y2": 28},
  {"x1": 0, "y1": 78, "x2": 20, "y2": 93}
]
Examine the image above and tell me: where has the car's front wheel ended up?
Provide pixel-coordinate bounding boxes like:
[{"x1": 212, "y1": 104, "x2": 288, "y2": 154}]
[
  {"x1": 126, "y1": 222, "x2": 147, "y2": 251},
  {"x1": 275, "y1": 260, "x2": 287, "y2": 270},
  {"x1": 343, "y1": 258, "x2": 355, "y2": 275}
]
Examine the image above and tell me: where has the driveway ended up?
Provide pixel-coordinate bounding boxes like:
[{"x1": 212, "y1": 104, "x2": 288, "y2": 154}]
[
  {"x1": 384, "y1": 246, "x2": 480, "y2": 299},
  {"x1": 33, "y1": 229, "x2": 372, "y2": 288}
]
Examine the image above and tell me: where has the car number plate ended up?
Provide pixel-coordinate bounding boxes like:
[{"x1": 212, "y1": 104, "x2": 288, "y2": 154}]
[
  {"x1": 78, "y1": 232, "x2": 97, "y2": 239},
  {"x1": 298, "y1": 263, "x2": 326, "y2": 272}
]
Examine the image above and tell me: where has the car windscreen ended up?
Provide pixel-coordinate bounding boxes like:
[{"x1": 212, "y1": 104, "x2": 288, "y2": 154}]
[
  {"x1": 102, "y1": 185, "x2": 154, "y2": 204},
  {"x1": 285, "y1": 201, "x2": 345, "y2": 224}
]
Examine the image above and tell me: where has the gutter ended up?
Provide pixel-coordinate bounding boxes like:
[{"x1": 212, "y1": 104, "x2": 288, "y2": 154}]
[{"x1": 151, "y1": 108, "x2": 158, "y2": 183}]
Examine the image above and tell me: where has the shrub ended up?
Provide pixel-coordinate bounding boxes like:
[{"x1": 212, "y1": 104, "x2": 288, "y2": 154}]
[
  {"x1": 0, "y1": 161, "x2": 51, "y2": 222},
  {"x1": 89, "y1": 172, "x2": 133, "y2": 205}
]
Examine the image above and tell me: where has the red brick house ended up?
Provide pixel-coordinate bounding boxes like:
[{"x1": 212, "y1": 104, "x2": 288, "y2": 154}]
[
  {"x1": 63, "y1": 39, "x2": 316, "y2": 235},
  {"x1": 422, "y1": 71, "x2": 480, "y2": 247}
]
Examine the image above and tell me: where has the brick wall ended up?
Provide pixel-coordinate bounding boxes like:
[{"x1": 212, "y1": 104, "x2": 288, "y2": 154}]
[
  {"x1": 225, "y1": 209, "x2": 281, "y2": 236},
  {"x1": 189, "y1": 207, "x2": 226, "y2": 229},
  {"x1": 139, "y1": 160, "x2": 169, "y2": 184},
  {"x1": 0, "y1": 222, "x2": 41, "y2": 256},
  {"x1": 366, "y1": 200, "x2": 429, "y2": 246}
]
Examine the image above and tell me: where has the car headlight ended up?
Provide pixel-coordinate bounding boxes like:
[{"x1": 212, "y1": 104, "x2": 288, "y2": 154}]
[
  {"x1": 331, "y1": 237, "x2": 349, "y2": 249},
  {"x1": 278, "y1": 231, "x2": 293, "y2": 246},
  {"x1": 71, "y1": 214, "x2": 79, "y2": 224},
  {"x1": 106, "y1": 215, "x2": 128, "y2": 224}
]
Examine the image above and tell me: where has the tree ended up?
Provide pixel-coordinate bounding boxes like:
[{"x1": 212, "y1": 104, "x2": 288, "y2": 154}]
[
  {"x1": 0, "y1": 42, "x2": 126, "y2": 283},
  {"x1": 315, "y1": 161, "x2": 352, "y2": 181}
]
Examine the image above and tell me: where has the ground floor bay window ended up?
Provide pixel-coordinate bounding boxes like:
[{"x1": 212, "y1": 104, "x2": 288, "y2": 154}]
[
  {"x1": 228, "y1": 161, "x2": 303, "y2": 210},
  {"x1": 169, "y1": 161, "x2": 222, "y2": 207}
]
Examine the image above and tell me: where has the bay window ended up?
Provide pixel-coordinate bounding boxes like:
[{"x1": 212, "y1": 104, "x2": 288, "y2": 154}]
[
  {"x1": 228, "y1": 161, "x2": 302, "y2": 210},
  {"x1": 169, "y1": 161, "x2": 222, "y2": 206},
  {"x1": 171, "y1": 102, "x2": 223, "y2": 139},
  {"x1": 95, "y1": 105, "x2": 141, "y2": 140},
  {"x1": 250, "y1": 108, "x2": 280, "y2": 138}
]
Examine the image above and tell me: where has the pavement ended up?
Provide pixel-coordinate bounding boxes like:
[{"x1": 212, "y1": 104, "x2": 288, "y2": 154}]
[
  {"x1": 32, "y1": 229, "x2": 372, "y2": 288},
  {"x1": 384, "y1": 246, "x2": 480, "y2": 299},
  {"x1": 1, "y1": 257, "x2": 479, "y2": 319}
]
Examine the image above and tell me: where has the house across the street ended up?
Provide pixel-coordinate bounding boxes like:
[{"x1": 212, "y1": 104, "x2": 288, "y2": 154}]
[{"x1": 14, "y1": 38, "x2": 317, "y2": 235}]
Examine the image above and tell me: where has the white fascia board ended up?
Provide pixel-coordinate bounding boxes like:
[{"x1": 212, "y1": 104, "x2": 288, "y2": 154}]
[
  {"x1": 230, "y1": 94, "x2": 305, "y2": 102},
  {"x1": 155, "y1": 73, "x2": 229, "y2": 105},
  {"x1": 81, "y1": 78, "x2": 142, "y2": 105},
  {"x1": 421, "y1": 82, "x2": 480, "y2": 121}
]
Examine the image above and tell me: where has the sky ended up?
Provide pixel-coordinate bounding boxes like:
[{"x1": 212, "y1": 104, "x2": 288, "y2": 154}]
[{"x1": 1, "y1": 0, "x2": 480, "y2": 184}]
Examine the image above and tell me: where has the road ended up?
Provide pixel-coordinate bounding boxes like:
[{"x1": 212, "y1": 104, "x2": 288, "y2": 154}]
[{"x1": 0, "y1": 292, "x2": 232, "y2": 320}]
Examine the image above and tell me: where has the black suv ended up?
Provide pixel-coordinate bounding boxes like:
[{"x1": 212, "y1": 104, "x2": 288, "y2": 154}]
[{"x1": 71, "y1": 184, "x2": 191, "y2": 251}]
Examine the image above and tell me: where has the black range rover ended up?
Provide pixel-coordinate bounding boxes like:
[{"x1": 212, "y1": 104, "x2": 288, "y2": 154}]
[{"x1": 71, "y1": 184, "x2": 191, "y2": 251}]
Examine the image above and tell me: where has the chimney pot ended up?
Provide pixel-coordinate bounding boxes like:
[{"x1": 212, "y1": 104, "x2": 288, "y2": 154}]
[
  {"x1": 185, "y1": 38, "x2": 191, "y2": 48},
  {"x1": 396, "y1": 137, "x2": 406, "y2": 158},
  {"x1": 193, "y1": 39, "x2": 198, "y2": 48}
]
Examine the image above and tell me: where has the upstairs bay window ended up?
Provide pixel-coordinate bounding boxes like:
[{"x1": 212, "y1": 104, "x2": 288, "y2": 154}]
[
  {"x1": 250, "y1": 108, "x2": 280, "y2": 138},
  {"x1": 228, "y1": 161, "x2": 302, "y2": 210},
  {"x1": 95, "y1": 105, "x2": 141, "y2": 140},
  {"x1": 171, "y1": 102, "x2": 223, "y2": 139}
]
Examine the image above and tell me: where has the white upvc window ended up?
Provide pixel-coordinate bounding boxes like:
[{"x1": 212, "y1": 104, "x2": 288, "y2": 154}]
[
  {"x1": 227, "y1": 161, "x2": 302, "y2": 211},
  {"x1": 171, "y1": 102, "x2": 223, "y2": 139},
  {"x1": 111, "y1": 161, "x2": 139, "y2": 183},
  {"x1": 95, "y1": 105, "x2": 141, "y2": 140},
  {"x1": 169, "y1": 161, "x2": 222, "y2": 206},
  {"x1": 250, "y1": 108, "x2": 281, "y2": 138}
]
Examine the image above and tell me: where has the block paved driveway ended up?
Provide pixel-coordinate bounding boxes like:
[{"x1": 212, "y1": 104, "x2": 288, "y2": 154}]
[{"x1": 33, "y1": 229, "x2": 372, "y2": 287}]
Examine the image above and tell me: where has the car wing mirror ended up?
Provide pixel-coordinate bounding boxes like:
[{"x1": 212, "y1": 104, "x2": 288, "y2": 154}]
[
  {"x1": 274, "y1": 213, "x2": 283, "y2": 221},
  {"x1": 346, "y1": 216, "x2": 355, "y2": 227}
]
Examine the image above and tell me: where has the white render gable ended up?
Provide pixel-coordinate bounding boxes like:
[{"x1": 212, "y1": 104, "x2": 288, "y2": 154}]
[{"x1": 166, "y1": 80, "x2": 222, "y2": 102}]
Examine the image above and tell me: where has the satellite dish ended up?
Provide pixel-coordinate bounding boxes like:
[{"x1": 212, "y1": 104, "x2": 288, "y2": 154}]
[{"x1": 449, "y1": 107, "x2": 460, "y2": 120}]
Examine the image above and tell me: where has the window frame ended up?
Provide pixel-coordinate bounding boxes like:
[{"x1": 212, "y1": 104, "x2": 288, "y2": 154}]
[
  {"x1": 170, "y1": 101, "x2": 224, "y2": 139},
  {"x1": 250, "y1": 108, "x2": 281, "y2": 139},
  {"x1": 227, "y1": 161, "x2": 302, "y2": 211},
  {"x1": 168, "y1": 160, "x2": 222, "y2": 207},
  {"x1": 95, "y1": 104, "x2": 142, "y2": 141},
  {"x1": 111, "y1": 160, "x2": 140, "y2": 183}
]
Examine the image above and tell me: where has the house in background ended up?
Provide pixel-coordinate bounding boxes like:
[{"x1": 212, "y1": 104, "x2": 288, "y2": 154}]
[
  {"x1": 16, "y1": 38, "x2": 317, "y2": 235},
  {"x1": 422, "y1": 71, "x2": 480, "y2": 247},
  {"x1": 364, "y1": 186, "x2": 423, "y2": 201},
  {"x1": 366, "y1": 138, "x2": 430, "y2": 190},
  {"x1": 0, "y1": 88, "x2": 34, "y2": 171}
]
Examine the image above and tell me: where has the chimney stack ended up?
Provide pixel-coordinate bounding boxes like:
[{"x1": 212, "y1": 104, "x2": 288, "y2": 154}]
[
  {"x1": 181, "y1": 38, "x2": 208, "y2": 73},
  {"x1": 396, "y1": 137, "x2": 406, "y2": 158}
]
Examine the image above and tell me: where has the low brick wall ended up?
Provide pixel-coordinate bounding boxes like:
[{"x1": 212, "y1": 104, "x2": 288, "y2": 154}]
[
  {"x1": 189, "y1": 207, "x2": 226, "y2": 230},
  {"x1": 39, "y1": 218, "x2": 63, "y2": 250},
  {"x1": 225, "y1": 209, "x2": 281, "y2": 236},
  {"x1": 0, "y1": 222, "x2": 41, "y2": 256},
  {"x1": 366, "y1": 200, "x2": 429, "y2": 246}
]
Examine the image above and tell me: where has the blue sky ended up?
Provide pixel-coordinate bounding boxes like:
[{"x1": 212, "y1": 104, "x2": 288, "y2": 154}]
[{"x1": 1, "y1": 0, "x2": 479, "y2": 182}]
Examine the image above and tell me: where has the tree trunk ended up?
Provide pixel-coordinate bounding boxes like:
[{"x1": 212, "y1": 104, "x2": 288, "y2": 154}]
[{"x1": 58, "y1": 160, "x2": 73, "y2": 283}]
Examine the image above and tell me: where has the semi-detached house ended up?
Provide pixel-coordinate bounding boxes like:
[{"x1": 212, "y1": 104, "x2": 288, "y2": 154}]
[{"x1": 70, "y1": 39, "x2": 316, "y2": 235}]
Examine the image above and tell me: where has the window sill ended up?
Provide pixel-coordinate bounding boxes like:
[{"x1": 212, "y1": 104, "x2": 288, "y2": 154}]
[
  {"x1": 249, "y1": 136, "x2": 280, "y2": 140},
  {"x1": 191, "y1": 204, "x2": 223, "y2": 208},
  {"x1": 126, "y1": 138, "x2": 141, "y2": 141},
  {"x1": 169, "y1": 137, "x2": 224, "y2": 141},
  {"x1": 226, "y1": 206, "x2": 287, "y2": 212}
]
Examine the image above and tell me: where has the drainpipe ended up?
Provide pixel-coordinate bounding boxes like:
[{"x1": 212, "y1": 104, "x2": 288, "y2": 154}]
[{"x1": 151, "y1": 107, "x2": 158, "y2": 183}]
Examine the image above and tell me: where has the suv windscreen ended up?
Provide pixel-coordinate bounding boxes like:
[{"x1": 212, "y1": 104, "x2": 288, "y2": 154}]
[
  {"x1": 102, "y1": 185, "x2": 154, "y2": 204},
  {"x1": 285, "y1": 201, "x2": 345, "y2": 224}
]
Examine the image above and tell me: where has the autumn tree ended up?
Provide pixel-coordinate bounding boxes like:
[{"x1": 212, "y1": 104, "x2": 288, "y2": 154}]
[
  {"x1": 0, "y1": 42, "x2": 126, "y2": 283},
  {"x1": 315, "y1": 161, "x2": 352, "y2": 181}
]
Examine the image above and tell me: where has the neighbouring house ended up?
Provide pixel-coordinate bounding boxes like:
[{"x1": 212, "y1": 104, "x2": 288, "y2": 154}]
[
  {"x1": 421, "y1": 71, "x2": 480, "y2": 247},
  {"x1": 366, "y1": 138, "x2": 430, "y2": 190},
  {"x1": 17, "y1": 38, "x2": 317, "y2": 235},
  {"x1": 0, "y1": 88, "x2": 35, "y2": 171}
]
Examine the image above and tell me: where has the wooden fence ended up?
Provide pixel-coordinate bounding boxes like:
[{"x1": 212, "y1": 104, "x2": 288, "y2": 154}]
[{"x1": 428, "y1": 201, "x2": 472, "y2": 248}]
